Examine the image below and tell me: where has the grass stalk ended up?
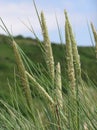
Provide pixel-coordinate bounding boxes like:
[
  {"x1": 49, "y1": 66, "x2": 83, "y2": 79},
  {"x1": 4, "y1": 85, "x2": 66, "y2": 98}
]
[
  {"x1": 65, "y1": 10, "x2": 81, "y2": 129},
  {"x1": 0, "y1": 18, "x2": 33, "y2": 110},
  {"x1": 64, "y1": 10, "x2": 81, "y2": 82},
  {"x1": 55, "y1": 62, "x2": 63, "y2": 108},
  {"x1": 41, "y1": 11, "x2": 55, "y2": 84},
  {"x1": 25, "y1": 71, "x2": 55, "y2": 105},
  {"x1": 91, "y1": 23, "x2": 97, "y2": 58},
  {"x1": 54, "y1": 62, "x2": 63, "y2": 130},
  {"x1": 12, "y1": 40, "x2": 33, "y2": 109},
  {"x1": 55, "y1": 14, "x2": 63, "y2": 45},
  {"x1": 65, "y1": 19, "x2": 76, "y2": 94}
]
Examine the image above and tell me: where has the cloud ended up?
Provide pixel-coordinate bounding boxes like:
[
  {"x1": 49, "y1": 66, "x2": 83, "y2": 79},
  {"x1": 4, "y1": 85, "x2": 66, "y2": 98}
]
[
  {"x1": 0, "y1": 0, "x2": 97, "y2": 45},
  {"x1": 0, "y1": 1, "x2": 64, "y2": 38},
  {"x1": 0, "y1": 1, "x2": 38, "y2": 35}
]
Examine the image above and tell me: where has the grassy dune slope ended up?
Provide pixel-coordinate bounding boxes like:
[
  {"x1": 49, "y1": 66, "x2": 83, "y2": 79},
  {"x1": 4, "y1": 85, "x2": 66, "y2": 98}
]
[{"x1": 0, "y1": 34, "x2": 97, "y2": 98}]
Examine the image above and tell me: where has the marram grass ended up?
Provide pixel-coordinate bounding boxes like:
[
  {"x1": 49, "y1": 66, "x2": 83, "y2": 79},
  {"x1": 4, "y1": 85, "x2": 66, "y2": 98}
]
[
  {"x1": 91, "y1": 23, "x2": 97, "y2": 58},
  {"x1": 25, "y1": 71, "x2": 55, "y2": 105},
  {"x1": 64, "y1": 10, "x2": 81, "y2": 82},
  {"x1": 0, "y1": 17, "x2": 33, "y2": 110},
  {"x1": 65, "y1": 11, "x2": 81, "y2": 129},
  {"x1": 0, "y1": 7, "x2": 97, "y2": 130},
  {"x1": 55, "y1": 62, "x2": 63, "y2": 108},
  {"x1": 65, "y1": 19, "x2": 76, "y2": 94},
  {"x1": 41, "y1": 11, "x2": 55, "y2": 84},
  {"x1": 12, "y1": 40, "x2": 33, "y2": 110}
]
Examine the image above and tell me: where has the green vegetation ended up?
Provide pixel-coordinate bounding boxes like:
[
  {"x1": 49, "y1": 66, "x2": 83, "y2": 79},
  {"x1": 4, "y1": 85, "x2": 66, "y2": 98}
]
[
  {"x1": 0, "y1": 34, "x2": 97, "y2": 98},
  {"x1": 0, "y1": 6, "x2": 97, "y2": 129}
]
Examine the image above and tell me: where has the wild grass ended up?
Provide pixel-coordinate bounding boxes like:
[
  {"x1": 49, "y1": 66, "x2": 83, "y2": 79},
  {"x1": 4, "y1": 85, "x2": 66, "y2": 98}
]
[
  {"x1": 41, "y1": 11, "x2": 55, "y2": 84},
  {"x1": 91, "y1": 23, "x2": 97, "y2": 58},
  {"x1": 0, "y1": 2, "x2": 97, "y2": 130}
]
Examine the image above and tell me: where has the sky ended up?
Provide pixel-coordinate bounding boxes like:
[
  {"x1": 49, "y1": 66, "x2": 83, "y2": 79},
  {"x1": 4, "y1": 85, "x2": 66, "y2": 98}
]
[{"x1": 0, "y1": 0, "x2": 97, "y2": 46}]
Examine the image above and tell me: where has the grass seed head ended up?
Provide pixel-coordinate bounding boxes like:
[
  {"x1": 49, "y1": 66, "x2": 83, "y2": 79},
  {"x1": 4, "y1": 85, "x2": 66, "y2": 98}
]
[
  {"x1": 65, "y1": 19, "x2": 76, "y2": 94},
  {"x1": 12, "y1": 40, "x2": 33, "y2": 109},
  {"x1": 41, "y1": 11, "x2": 55, "y2": 84},
  {"x1": 65, "y1": 10, "x2": 81, "y2": 82},
  {"x1": 26, "y1": 71, "x2": 55, "y2": 105},
  {"x1": 55, "y1": 62, "x2": 63, "y2": 108},
  {"x1": 91, "y1": 22, "x2": 97, "y2": 58}
]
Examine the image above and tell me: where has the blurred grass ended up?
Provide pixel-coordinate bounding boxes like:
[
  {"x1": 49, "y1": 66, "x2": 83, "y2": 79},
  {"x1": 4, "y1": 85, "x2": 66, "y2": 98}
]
[{"x1": 0, "y1": 34, "x2": 97, "y2": 99}]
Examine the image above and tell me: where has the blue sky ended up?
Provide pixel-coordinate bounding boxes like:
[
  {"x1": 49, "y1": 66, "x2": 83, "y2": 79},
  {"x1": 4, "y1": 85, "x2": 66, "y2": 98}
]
[{"x1": 0, "y1": 0, "x2": 97, "y2": 46}]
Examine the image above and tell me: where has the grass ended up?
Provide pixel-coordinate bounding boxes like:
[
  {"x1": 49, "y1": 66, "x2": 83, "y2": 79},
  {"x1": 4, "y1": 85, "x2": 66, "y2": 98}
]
[
  {"x1": 0, "y1": 6, "x2": 97, "y2": 129},
  {"x1": 0, "y1": 35, "x2": 97, "y2": 96}
]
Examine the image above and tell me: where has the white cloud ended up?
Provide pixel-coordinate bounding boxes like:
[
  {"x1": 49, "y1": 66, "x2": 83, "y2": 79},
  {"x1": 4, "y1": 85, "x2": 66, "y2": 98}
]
[
  {"x1": 0, "y1": 1, "x2": 65, "y2": 38},
  {"x1": 0, "y1": 1, "x2": 39, "y2": 35},
  {"x1": 0, "y1": 0, "x2": 97, "y2": 45}
]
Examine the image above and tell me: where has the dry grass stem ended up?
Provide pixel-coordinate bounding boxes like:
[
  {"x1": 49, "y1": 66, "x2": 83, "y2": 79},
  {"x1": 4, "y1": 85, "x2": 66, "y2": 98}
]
[
  {"x1": 65, "y1": 20, "x2": 76, "y2": 94},
  {"x1": 12, "y1": 40, "x2": 33, "y2": 109},
  {"x1": 84, "y1": 122, "x2": 88, "y2": 130},
  {"x1": 55, "y1": 62, "x2": 63, "y2": 108},
  {"x1": 25, "y1": 71, "x2": 55, "y2": 105},
  {"x1": 64, "y1": 10, "x2": 81, "y2": 81},
  {"x1": 91, "y1": 23, "x2": 97, "y2": 58},
  {"x1": 41, "y1": 11, "x2": 55, "y2": 83}
]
